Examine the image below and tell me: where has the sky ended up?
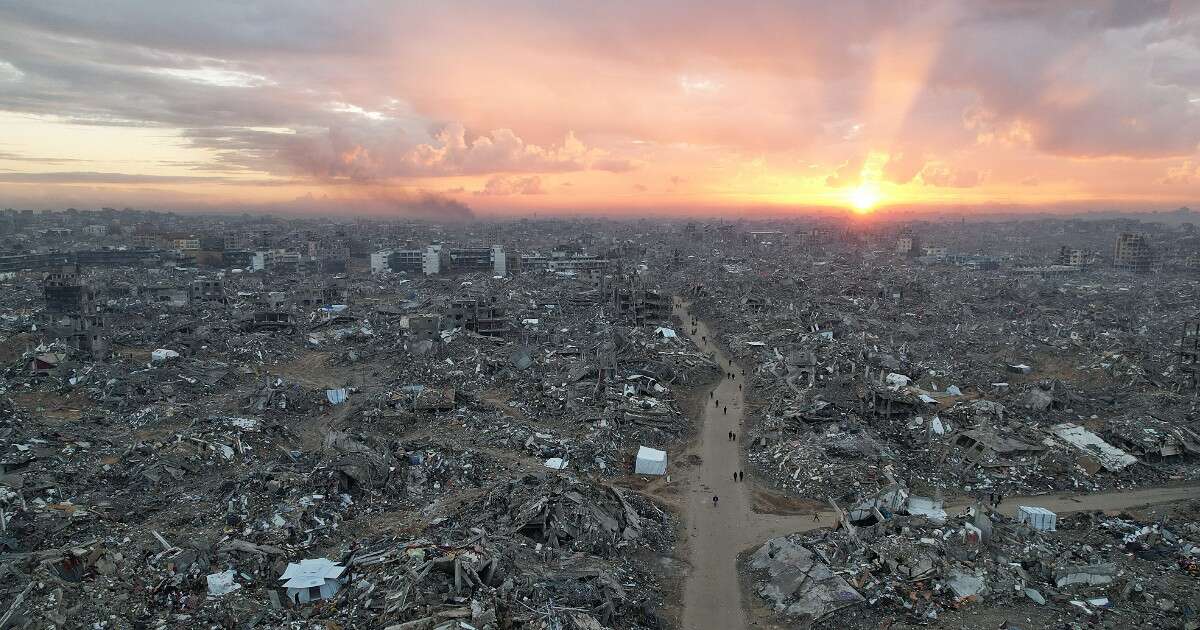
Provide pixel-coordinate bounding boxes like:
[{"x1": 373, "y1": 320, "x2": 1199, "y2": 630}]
[{"x1": 0, "y1": 0, "x2": 1198, "y2": 218}]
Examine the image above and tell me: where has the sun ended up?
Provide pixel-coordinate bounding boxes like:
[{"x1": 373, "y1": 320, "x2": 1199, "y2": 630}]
[{"x1": 848, "y1": 184, "x2": 881, "y2": 213}]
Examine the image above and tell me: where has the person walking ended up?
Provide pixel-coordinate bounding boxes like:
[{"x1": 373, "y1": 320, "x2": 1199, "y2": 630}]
[
  {"x1": 713, "y1": 495, "x2": 719, "y2": 507},
  {"x1": 731, "y1": 432, "x2": 736, "y2": 440}
]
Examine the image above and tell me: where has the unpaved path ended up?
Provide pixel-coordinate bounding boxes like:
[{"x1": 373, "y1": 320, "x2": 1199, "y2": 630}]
[
  {"x1": 676, "y1": 299, "x2": 750, "y2": 630},
  {"x1": 744, "y1": 483, "x2": 1200, "y2": 543},
  {"x1": 672, "y1": 299, "x2": 1200, "y2": 630}
]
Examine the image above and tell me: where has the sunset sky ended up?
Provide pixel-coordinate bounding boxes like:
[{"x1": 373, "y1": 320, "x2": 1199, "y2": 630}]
[{"x1": 0, "y1": 1, "x2": 1198, "y2": 217}]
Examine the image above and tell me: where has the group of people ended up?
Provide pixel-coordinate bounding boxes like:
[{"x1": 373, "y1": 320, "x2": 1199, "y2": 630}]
[{"x1": 683, "y1": 305, "x2": 829, "y2": 525}]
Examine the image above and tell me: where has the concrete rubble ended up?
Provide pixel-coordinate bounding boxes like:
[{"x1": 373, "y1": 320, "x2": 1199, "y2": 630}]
[
  {"x1": 0, "y1": 212, "x2": 723, "y2": 629},
  {"x1": 747, "y1": 502, "x2": 1200, "y2": 628},
  {"x1": 665, "y1": 215, "x2": 1200, "y2": 628},
  {"x1": 3, "y1": 209, "x2": 1200, "y2": 628}
]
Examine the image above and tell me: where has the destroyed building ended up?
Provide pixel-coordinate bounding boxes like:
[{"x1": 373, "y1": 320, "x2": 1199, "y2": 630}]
[
  {"x1": 40, "y1": 264, "x2": 108, "y2": 356},
  {"x1": 1, "y1": 209, "x2": 1200, "y2": 629},
  {"x1": 1114, "y1": 231, "x2": 1157, "y2": 273}
]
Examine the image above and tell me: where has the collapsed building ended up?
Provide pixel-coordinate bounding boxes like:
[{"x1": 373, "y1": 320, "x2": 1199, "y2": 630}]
[{"x1": 3, "y1": 210, "x2": 1200, "y2": 628}]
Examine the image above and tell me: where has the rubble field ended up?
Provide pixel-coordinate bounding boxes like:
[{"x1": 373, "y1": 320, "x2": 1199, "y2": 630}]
[
  {"x1": 0, "y1": 217, "x2": 725, "y2": 629},
  {"x1": 3, "y1": 211, "x2": 1200, "y2": 629}
]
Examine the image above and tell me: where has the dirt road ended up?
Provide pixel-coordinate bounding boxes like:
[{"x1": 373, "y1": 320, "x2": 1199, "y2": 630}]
[
  {"x1": 672, "y1": 299, "x2": 1200, "y2": 630},
  {"x1": 742, "y1": 483, "x2": 1200, "y2": 543},
  {"x1": 677, "y1": 300, "x2": 750, "y2": 630}
]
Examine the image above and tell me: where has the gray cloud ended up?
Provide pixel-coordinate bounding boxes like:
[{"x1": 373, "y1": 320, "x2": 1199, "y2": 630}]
[
  {"x1": 276, "y1": 189, "x2": 475, "y2": 220},
  {"x1": 0, "y1": 171, "x2": 232, "y2": 183},
  {"x1": 475, "y1": 175, "x2": 545, "y2": 196},
  {"x1": 0, "y1": 0, "x2": 1194, "y2": 187},
  {"x1": 0, "y1": 150, "x2": 84, "y2": 164}
]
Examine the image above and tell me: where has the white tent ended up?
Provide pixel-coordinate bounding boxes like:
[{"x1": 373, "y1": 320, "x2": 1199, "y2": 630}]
[
  {"x1": 325, "y1": 388, "x2": 349, "y2": 405},
  {"x1": 151, "y1": 349, "x2": 180, "y2": 363},
  {"x1": 1016, "y1": 505, "x2": 1057, "y2": 531},
  {"x1": 635, "y1": 446, "x2": 667, "y2": 475},
  {"x1": 280, "y1": 558, "x2": 346, "y2": 604}
]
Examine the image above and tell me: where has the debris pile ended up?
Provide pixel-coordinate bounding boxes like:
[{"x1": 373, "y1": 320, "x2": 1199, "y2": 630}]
[{"x1": 748, "y1": 500, "x2": 1200, "y2": 628}]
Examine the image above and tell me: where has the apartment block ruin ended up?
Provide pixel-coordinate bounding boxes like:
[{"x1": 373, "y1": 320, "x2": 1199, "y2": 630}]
[
  {"x1": 371, "y1": 244, "x2": 507, "y2": 276},
  {"x1": 1181, "y1": 319, "x2": 1200, "y2": 389},
  {"x1": 41, "y1": 264, "x2": 108, "y2": 356},
  {"x1": 896, "y1": 227, "x2": 921, "y2": 257},
  {"x1": 445, "y1": 296, "x2": 510, "y2": 336},
  {"x1": 1113, "y1": 232, "x2": 1156, "y2": 273},
  {"x1": 611, "y1": 285, "x2": 669, "y2": 324}
]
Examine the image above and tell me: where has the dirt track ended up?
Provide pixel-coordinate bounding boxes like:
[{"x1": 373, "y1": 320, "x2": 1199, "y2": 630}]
[
  {"x1": 677, "y1": 300, "x2": 750, "y2": 630},
  {"x1": 673, "y1": 299, "x2": 1200, "y2": 630}
]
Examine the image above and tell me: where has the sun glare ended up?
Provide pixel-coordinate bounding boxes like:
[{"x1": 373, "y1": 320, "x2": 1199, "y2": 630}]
[{"x1": 849, "y1": 184, "x2": 881, "y2": 213}]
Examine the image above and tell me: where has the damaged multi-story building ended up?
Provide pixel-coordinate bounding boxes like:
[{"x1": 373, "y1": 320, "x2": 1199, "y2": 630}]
[
  {"x1": 1113, "y1": 231, "x2": 1157, "y2": 273},
  {"x1": 611, "y1": 284, "x2": 668, "y2": 323},
  {"x1": 445, "y1": 296, "x2": 510, "y2": 336},
  {"x1": 41, "y1": 264, "x2": 108, "y2": 356}
]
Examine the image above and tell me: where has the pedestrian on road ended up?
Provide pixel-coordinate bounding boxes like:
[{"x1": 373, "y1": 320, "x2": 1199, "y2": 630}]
[
  {"x1": 739, "y1": 471, "x2": 744, "y2": 481},
  {"x1": 724, "y1": 406, "x2": 727, "y2": 415},
  {"x1": 813, "y1": 512, "x2": 819, "y2": 522},
  {"x1": 713, "y1": 496, "x2": 718, "y2": 506},
  {"x1": 732, "y1": 432, "x2": 736, "y2": 440},
  {"x1": 710, "y1": 391, "x2": 713, "y2": 398},
  {"x1": 733, "y1": 472, "x2": 738, "y2": 482}
]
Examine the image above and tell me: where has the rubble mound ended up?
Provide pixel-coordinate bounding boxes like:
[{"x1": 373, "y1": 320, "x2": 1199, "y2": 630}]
[{"x1": 459, "y1": 474, "x2": 673, "y2": 556}]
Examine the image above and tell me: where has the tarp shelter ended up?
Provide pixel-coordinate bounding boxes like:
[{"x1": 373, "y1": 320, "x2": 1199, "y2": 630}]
[
  {"x1": 30, "y1": 352, "x2": 64, "y2": 375},
  {"x1": 280, "y1": 558, "x2": 346, "y2": 604},
  {"x1": 326, "y1": 388, "x2": 349, "y2": 405},
  {"x1": 635, "y1": 446, "x2": 667, "y2": 475},
  {"x1": 151, "y1": 349, "x2": 180, "y2": 363},
  {"x1": 206, "y1": 570, "x2": 241, "y2": 598},
  {"x1": 1016, "y1": 505, "x2": 1057, "y2": 531},
  {"x1": 906, "y1": 496, "x2": 947, "y2": 523}
]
